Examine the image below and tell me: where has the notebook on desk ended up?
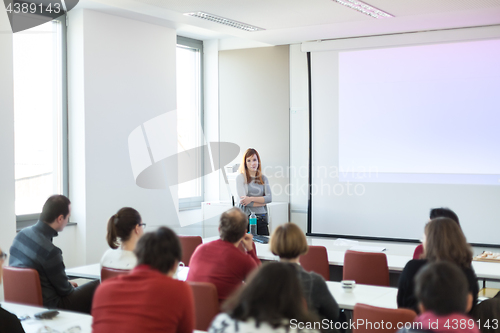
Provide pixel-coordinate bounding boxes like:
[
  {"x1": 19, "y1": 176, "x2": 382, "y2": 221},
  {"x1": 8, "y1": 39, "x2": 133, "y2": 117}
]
[{"x1": 253, "y1": 235, "x2": 269, "y2": 244}]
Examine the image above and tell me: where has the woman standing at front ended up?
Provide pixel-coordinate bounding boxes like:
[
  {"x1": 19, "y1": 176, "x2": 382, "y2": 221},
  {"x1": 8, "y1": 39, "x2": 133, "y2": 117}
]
[{"x1": 236, "y1": 148, "x2": 272, "y2": 235}]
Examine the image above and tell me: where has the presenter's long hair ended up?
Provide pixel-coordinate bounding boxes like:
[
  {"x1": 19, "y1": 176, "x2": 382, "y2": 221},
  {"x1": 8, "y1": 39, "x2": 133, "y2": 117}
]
[
  {"x1": 222, "y1": 262, "x2": 317, "y2": 328},
  {"x1": 424, "y1": 217, "x2": 472, "y2": 268},
  {"x1": 238, "y1": 148, "x2": 264, "y2": 185},
  {"x1": 106, "y1": 207, "x2": 142, "y2": 249}
]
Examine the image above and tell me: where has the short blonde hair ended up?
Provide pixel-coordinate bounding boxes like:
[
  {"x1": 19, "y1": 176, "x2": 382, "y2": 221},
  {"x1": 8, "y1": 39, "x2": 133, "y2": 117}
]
[{"x1": 270, "y1": 223, "x2": 308, "y2": 259}]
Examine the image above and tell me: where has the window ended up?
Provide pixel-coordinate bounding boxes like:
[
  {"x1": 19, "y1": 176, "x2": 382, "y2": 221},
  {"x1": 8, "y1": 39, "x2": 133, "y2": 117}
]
[
  {"x1": 13, "y1": 16, "x2": 68, "y2": 222},
  {"x1": 176, "y1": 36, "x2": 204, "y2": 209}
]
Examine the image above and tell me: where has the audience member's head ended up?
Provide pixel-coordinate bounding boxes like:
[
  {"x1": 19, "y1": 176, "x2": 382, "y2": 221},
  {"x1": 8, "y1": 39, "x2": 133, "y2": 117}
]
[
  {"x1": 472, "y1": 298, "x2": 500, "y2": 333},
  {"x1": 430, "y1": 207, "x2": 460, "y2": 226},
  {"x1": 269, "y1": 223, "x2": 308, "y2": 260},
  {"x1": 107, "y1": 207, "x2": 143, "y2": 249},
  {"x1": 415, "y1": 261, "x2": 471, "y2": 315},
  {"x1": 134, "y1": 227, "x2": 181, "y2": 275},
  {"x1": 40, "y1": 195, "x2": 71, "y2": 231},
  {"x1": 0, "y1": 247, "x2": 6, "y2": 284},
  {"x1": 223, "y1": 262, "x2": 316, "y2": 328},
  {"x1": 424, "y1": 217, "x2": 472, "y2": 268},
  {"x1": 219, "y1": 208, "x2": 248, "y2": 243}
]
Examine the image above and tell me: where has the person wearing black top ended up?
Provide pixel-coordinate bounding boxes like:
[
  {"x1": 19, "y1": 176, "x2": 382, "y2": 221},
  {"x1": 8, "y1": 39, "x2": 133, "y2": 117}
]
[
  {"x1": 0, "y1": 247, "x2": 25, "y2": 333},
  {"x1": 397, "y1": 217, "x2": 478, "y2": 314}
]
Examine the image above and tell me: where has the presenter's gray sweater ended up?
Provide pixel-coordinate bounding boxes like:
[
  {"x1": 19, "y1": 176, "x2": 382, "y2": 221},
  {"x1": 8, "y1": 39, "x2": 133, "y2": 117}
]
[{"x1": 235, "y1": 173, "x2": 272, "y2": 215}]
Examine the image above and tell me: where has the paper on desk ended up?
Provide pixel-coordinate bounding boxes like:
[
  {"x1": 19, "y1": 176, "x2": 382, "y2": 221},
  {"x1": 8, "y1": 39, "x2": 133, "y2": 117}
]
[
  {"x1": 349, "y1": 245, "x2": 386, "y2": 252},
  {"x1": 333, "y1": 238, "x2": 359, "y2": 247}
]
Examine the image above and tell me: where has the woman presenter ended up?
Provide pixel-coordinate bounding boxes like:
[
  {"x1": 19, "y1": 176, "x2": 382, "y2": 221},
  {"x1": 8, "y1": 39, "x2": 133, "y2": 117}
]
[{"x1": 236, "y1": 148, "x2": 272, "y2": 235}]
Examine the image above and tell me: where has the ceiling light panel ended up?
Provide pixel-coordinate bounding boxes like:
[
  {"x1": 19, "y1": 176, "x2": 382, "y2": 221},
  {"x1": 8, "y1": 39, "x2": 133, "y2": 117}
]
[
  {"x1": 332, "y1": 0, "x2": 394, "y2": 18},
  {"x1": 184, "y1": 12, "x2": 265, "y2": 31}
]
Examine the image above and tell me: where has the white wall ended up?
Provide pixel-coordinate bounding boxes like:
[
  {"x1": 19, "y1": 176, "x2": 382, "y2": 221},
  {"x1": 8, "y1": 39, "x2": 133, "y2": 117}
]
[
  {"x1": 219, "y1": 46, "x2": 290, "y2": 205},
  {"x1": 0, "y1": 0, "x2": 16, "y2": 252},
  {"x1": 0, "y1": 8, "x2": 16, "y2": 302},
  {"x1": 67, "y1": 9, "x2": 179, "y2": 265},
  {"x1": 289, "y1": 44, "x2": 309, "y2": 232}
]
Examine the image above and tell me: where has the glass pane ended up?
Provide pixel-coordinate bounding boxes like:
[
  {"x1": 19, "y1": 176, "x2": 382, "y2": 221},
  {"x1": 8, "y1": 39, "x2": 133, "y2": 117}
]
[
  {"x1": 176, "y1": 45, "x2": 202, "y2": 200},
  {"x1": 13, "y1": 21, "x2": 63, "y2": 215}
]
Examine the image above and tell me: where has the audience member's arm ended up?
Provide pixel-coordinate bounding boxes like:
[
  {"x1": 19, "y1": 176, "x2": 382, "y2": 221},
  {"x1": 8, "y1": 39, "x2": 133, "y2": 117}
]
[
  {"x1": 240, "y1": 235, "x2": 261, "y2": 266},
  {"x1": 396, "y1": 260, "x2": 420, "y2": 313},
  {"x1": 313, "y1": 275, "x2": 339, "y2": 322},
  {"x1": 44, "y1": 248, "x2": 74, "y2": 296},
  {"x1": 177, "y1": 283, "x2": 195, "y2": 333}
]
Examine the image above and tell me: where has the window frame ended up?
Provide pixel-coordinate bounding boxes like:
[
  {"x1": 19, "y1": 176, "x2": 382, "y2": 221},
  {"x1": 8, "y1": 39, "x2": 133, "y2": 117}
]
[
  {"x1": 176, "y1": 36, "x2": 205, "y2": 210},
  {"x1": 15, "y1": 15, "x2": 69, "y2": 228}
]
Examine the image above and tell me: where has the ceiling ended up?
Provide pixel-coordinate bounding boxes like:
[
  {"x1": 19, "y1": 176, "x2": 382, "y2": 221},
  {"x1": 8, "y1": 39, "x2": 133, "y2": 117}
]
[{"x1": 79, "y1": 0, "x2": 500, "y2": 47}]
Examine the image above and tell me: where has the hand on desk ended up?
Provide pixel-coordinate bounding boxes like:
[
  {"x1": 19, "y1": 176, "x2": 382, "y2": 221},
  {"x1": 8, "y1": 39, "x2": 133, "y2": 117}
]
[
  {"x1": 70, "y1": 281, "x2": 78, "y2": 288},
  {"x1": 241, "y1": 234, "x2": 254, "y2": 251}
]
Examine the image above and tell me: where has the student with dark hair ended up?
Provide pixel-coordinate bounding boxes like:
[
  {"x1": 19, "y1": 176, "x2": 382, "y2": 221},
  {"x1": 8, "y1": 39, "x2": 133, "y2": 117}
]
[
  {"x1": 414, "y1": 207, "x2": 460, "y2": 259},
  {"x1": 398, "y1": 218, "x2": 479, "y2": 314},
  {"x1": 187, "y1": 207, "x2": 261, "y2": 302},
  {"x1": 0, "y1": 247, "x2": 25, "y2": 333},
  {"x1": 9, "y1": 195, "x2": 99, "y2": 314},
  {"x1": 209, "y1": 262, "x2": 319, "y2": 333},
  {"x1": 270, "y1": 223, "x2": 339, "y2": 323},
  {"x1": 472, "y1": 298, "x2": 500, "y2": 333},
  {"x1": 429, "y1": 207, "x2": 460, "y2": 225},
  {"x1": 92, "y1": 227, "x2": 194, "y2": 333},
  {"x1": 398, "y1": 261, "x2": 479, "y2": 333},
  {"x1": 100, "y1": 207, "x2": 144, "y2": 270}
]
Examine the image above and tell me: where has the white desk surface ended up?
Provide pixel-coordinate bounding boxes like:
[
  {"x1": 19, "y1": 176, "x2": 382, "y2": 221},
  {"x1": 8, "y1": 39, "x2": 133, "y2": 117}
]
[
  {"x1": 248, "y1": 236, "x2": 500, "y2": 281},
  {"x1": 1, "y1": 302, "x2": 92, "y2": 333},
  {"x1": 327, "y1": 282, "x2": 398, "y2": 310},
  {"x1": 66, "y1": 264, "x2": 190, "y2": 281}
]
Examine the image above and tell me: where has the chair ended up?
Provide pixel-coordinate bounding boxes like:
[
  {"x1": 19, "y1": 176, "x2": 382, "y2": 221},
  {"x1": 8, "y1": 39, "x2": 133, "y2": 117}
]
[
  {"x1": 353, "y1": 303, "x2": 417, "y2": 333},
  {"x1": 343, "y1": 250, "x2": 390, "y2": 286},
  {"x1": 413, "y1": 244, "x2": 424, "y2": 259},
  {"x1": 100, "y1": 267, "x2": 129, "y2": 281},
  {"x1": 3, "y1": 266, "x2": 43, "y2": 306},
  {"x1": 188, "y1": 281, "x2": 220, "y2": 331},
  {"x1": 299, "y1": 245, "x2": 330, "y2": 280},
  {"x1": 179, "y1": 236, "x2": 203, "y2": 266}
]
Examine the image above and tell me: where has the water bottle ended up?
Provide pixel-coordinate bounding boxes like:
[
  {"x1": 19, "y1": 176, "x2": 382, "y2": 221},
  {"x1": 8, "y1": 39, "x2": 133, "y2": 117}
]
[{"x1": 249, "y1": 212, "x2": 257, "y2": 235}]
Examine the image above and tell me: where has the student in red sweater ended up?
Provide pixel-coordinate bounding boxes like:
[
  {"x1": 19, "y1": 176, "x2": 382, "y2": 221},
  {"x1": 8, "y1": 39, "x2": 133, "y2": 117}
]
[
  {"x1": 187, "y1": 207, "x2": 261, "y2": 302},
  {"x1": 92, "y1": 227, "x2": 194, "y2": 333}
]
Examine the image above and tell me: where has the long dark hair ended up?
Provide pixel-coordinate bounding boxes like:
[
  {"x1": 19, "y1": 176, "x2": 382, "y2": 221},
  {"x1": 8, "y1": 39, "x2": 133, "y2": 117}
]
[
  {"x1": 106, "y1": 207, "x2": 142, "y2": 249},
  {"x1": 222, "y1": 262, "x2": 317, "y2": 328}
]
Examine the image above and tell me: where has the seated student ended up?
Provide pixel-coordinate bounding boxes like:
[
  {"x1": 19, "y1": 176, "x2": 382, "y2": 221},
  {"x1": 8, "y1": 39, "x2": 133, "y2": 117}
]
[
  {"x1": 398, "y1": 218, "x2": 479, "y2": 314},
  {"x1": 0, "y1": 247, "x2": 25, "y2": 333},
  {"x1": 9, "y1": 195, "x2": 99, "y2": 314},
  {"x1": 414, "y1": 207, "x2": 460, "y2": 259},
  {"x1": 187, "y1": 207, "x2": 260, "y2": 302},
  {"x1": 209, "y1": 262, "x2": 320, "y2": 333},
  {"x1": 92, "y1": 227, "x2": 194, "y2": 333},
  {"x1": 269, "y1": 223, "x2": 339, "y2": 323},
  {"x1": 100, "y1": 207, "x2": 144, "y2": 270},
  {"x1": 472, "y1": 298, "x2": 500, "y2": 333},
  {"x1": 397, "y1": 261, "x2": 479, "y2": 333}
]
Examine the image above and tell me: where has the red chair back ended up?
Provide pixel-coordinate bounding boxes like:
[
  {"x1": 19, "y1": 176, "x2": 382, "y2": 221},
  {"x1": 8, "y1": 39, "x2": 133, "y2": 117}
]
[
  {"x1": 413, "y1": 244, "x2": 424, "y2": 259},
  {"x1": 100, "y1": 267, "x2": 129, "y2": 281},
  {"x1": 353, "y1": 303, "x2": 417, "y2": 333},
  {"x1": 179, "y1": 236, "x2": 203, "y2": 266},
  {"x1": 300, "y1": 245, "x2": 330, "y2": 280},
  {"x1": 3, "y1": 266, "x2": 43, "y2": 306},
  {"x1": 343, "y1": 250, "x2": 390, "y2": 286},
  {"x1": 188, "y1": 281, "x2": 220, "y2": 331}
]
